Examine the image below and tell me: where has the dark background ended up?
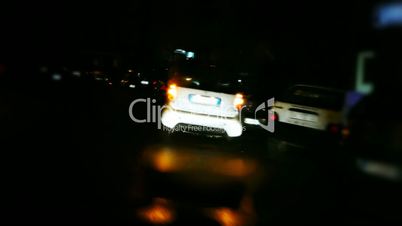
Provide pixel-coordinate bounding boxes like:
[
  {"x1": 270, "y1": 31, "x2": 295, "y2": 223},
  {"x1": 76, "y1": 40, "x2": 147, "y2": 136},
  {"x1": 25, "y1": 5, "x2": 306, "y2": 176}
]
[
  {"x1": 1, "y1": 0, "x2": 379, "y2": 88},
  {"x1": 2, "y1": 1, "x2": 402, "y2": 225}
]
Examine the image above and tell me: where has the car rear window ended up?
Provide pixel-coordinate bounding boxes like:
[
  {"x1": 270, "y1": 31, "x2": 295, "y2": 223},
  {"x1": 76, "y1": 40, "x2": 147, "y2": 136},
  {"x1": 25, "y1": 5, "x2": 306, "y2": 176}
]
[
  {"x1": 281, "y1": 86, "x2": 345, "y2": 111},
  {"x1": 169, "y1": 60, "x2": 243, "y2": 94}
]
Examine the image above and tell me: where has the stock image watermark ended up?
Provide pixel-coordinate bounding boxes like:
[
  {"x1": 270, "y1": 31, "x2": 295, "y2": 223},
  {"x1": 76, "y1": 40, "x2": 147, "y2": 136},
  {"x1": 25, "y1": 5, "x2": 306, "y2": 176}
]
[
  {"x1": 162, "y1": 124, "x2": 228, "y2": 134},
  {"x1": 128, "y1": 97, "x2": 275, "y2": 133}
]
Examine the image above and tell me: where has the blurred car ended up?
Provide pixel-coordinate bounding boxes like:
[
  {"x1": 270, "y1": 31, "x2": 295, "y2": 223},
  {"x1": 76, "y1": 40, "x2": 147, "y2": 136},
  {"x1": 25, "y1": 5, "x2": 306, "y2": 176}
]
[
  {"x1": 120, "y1": 71, "x2": 141, "y2": 89},
  {"x1": 338, "y1": 4, "x2": 402, "y2": 224},
  {"x1": 161, "y1": 61, "x2": 245, "y2": 137},
  {"x1": 135, "y1": 67, "x2": 169, "y2": 101},
  {"x1": 273, "y1": 85, "x2": 346, "y2": 133},
  {"x1": 343, "y1": 80, "x2": 402, "y2": 224},
  {"x1": 343, "y1": 68, "x2": 402, "y2": 225},
  {"x1": 345, "y1": 52, "x2": 402, "y2": 182},
  {"x1": 37, "y1": 65, "x2": 71, "y2": 82},
  {"x1": 87, "y1": 70, "x2": 113, "y2": 86}
]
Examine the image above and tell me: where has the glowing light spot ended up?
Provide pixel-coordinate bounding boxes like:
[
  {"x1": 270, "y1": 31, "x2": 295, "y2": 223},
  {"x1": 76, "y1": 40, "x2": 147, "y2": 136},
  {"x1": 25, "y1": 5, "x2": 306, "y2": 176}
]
[
  {"x1": 52, "y1": 74, "x2": 61, "y2": 81},
  {"x1": 138, "y1": 198, "x2": 175, "y2": 224}
]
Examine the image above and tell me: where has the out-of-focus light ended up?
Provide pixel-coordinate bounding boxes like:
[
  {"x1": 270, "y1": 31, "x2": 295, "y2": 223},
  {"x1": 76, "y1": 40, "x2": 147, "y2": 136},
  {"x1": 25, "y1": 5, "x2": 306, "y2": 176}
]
[
  {"x1": 72, "y1": 71, "x2": 81, "y2": 77},
  {"x1": 138, "y1": 198, "x2": 175, "y2": 224},
  {"x1": 210, "y1": 208, "x2": 242, "y2": 226},
  {"x1": 345, "y1": 91, "x2": 365, "y2": 111},
  {"x1": 238, "y1": 79, "x2": 242, "y2": 83},
  {"x1": 52, "y1": 74, "x2": 62, "y2": 81},
  {"x1": 355, "y1": 51, "x2": 375, "y2": 95},
  {"x1": 95, "y1": 77, "x2": 103, "y2": 81},
  {"x1": 186, "y1": 51, "x2": 195, "y2": 59},
  {"x1": 167, "y1": 84, "x2": 177, "y2": 101},
  {"x1": 375, "y1": 3, "x2": 402, "y2": 28},
  {"x1": 185, "y1": 77, "x2": 192, "y2": 81},
  {"x1": 244, "y1": 118, "x2": 259, "y2": 125},
  {"x1": 222, "y1": 159, "x2": 255, "y2": 177},
  {"x1": 146, "y1": 147, "x2": 257, "y2": 178},
  {"x1": 129, "y1": 84, "x2": 135, "y2": 88},
  {"x1": 40, "y1": 66, "x2": 48, "y2": 73},
  {"x1": 341, "y1": 127, "x2": 350, "y2": 139},
  {"x1": 153, "y1": 150, "x2": 177, "y2": 172},
  {"x1": 128, "y1": 69, "x2": 133, "y2": 73},
  {"x1": 193, "y1": 81, "x2": 200, "y2": 86},
  {"x1": 141, "y1": 80, "x2": 149, "y2": 85},
  {"x1": 233, "y1": 93, "x2": 245, "y2": 109},
  {"x1": 174, "y1": 49, "x2": 186, "y2": 54},
  {"x1": 357, "y1": 159, "x2": 400, "y2": 181}
]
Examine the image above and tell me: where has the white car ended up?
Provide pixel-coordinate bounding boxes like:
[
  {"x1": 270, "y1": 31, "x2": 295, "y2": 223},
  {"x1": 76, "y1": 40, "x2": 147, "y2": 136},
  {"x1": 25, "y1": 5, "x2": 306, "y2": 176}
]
[
  {"x1": 161, "y1": 81, "x2": 245, "y2": 137},
  {"x1": 273, "y1": 85, "x2": 345, "y2": 133}
]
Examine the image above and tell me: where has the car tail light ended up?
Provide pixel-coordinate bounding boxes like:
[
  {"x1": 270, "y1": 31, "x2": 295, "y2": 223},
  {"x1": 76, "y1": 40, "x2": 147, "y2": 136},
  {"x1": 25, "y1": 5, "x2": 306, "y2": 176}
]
[
  {"x1": 160, "y1": 84, "x2": 167, "y2": 91},
  {"x1": 270, "y1": 112, "x2": 279, "y2": 122},
  {"x1": 233, "y1": 93, "x2": 245, "y2": 109},
  {"x1": 167, "y1": 84, "x2": 177, "y2": 101}
]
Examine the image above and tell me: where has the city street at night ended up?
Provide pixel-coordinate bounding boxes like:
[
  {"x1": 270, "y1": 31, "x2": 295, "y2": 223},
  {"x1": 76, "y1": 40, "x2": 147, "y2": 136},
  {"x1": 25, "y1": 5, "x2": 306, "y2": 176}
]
[{"x1": 1, "y1": 0, "x2": 402, "y2": 225}]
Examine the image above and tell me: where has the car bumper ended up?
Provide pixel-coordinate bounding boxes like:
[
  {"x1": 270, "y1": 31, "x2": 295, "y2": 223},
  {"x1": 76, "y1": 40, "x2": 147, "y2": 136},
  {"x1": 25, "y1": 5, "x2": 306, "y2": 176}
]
[
  {"x1": 161, "y1": 108, "x2": 243, "y2": 137},
  {"x1": 274, "y1": 122, "x2": 341, "y2": 147}
]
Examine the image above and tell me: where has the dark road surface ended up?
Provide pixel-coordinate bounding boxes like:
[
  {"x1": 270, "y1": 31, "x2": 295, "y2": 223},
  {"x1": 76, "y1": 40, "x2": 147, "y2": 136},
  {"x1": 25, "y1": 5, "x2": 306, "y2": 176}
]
[{"x1": 1, "y1": 80, "x2": 401, "y2": 225}]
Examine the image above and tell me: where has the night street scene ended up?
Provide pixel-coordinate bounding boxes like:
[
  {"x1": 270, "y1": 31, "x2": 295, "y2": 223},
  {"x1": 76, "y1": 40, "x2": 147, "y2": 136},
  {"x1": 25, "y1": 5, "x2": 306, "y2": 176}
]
[{"x1": 1, "y1": 0, "x2": 402, "y2": 225}]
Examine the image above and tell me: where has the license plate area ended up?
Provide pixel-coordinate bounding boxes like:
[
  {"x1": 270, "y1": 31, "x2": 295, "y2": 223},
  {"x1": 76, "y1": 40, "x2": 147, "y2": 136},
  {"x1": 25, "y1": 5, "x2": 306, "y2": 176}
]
[
  {"x1": 189, "y1": 94, "x2": 221, "y2": 106},
  {"x1": 290, "y1": 112, "x2": 318, "y2": 122}
]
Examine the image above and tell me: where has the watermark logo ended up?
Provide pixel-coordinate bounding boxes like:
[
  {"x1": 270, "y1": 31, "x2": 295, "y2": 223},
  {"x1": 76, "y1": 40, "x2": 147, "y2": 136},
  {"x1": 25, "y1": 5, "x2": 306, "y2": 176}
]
[
  {"x1": 254, "y1": 97, "x2": 275, "y2": 132},
  {"x1": 128, "y1": 97, "x2": 275, "y2": 133},
  {"x1": 162, "y1": 124, "x2": 228, "y2": 134},
  {"x1": 128, "y1": 98, "x2": 167, "y2": 129}
]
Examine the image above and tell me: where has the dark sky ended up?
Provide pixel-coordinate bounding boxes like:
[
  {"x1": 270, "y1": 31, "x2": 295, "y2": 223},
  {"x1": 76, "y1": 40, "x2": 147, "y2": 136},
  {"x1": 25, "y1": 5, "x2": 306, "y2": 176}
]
[
  {"x1": 2, "y1": 0, "x2": 379, "y2": 87},
  {"x1": 2, "y1": 1, "x2": 372, "y2": 51}
]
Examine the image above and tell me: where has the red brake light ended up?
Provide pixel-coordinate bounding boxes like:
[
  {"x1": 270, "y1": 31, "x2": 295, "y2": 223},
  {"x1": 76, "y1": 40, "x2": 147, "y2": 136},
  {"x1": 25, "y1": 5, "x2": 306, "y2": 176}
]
[{"x1": 270, "y1": 112, "x2": 279, "y2": 121}]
